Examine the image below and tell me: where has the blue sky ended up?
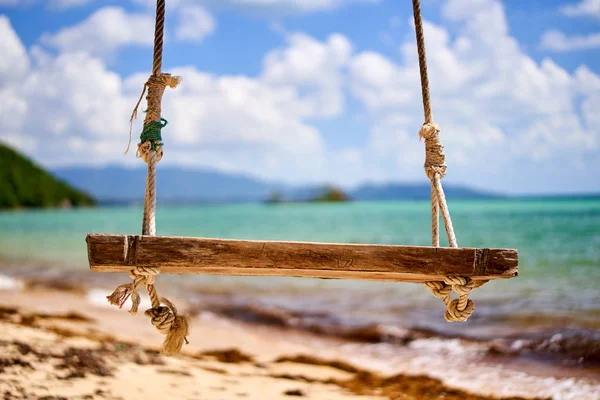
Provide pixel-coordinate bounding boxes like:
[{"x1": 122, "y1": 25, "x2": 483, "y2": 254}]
[{"x1": 1, "y1": 0, "x2": 599, "y2": 195}]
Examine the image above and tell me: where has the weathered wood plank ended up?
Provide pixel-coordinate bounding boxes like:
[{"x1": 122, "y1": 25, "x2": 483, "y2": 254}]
[{"x1": 86, "y1": 234, "x2": 518, "y2": 283}]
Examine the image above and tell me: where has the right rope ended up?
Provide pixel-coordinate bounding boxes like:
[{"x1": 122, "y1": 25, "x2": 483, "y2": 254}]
[{"x1": 411, "y1": 0, "x2": 477, "y2": 322}]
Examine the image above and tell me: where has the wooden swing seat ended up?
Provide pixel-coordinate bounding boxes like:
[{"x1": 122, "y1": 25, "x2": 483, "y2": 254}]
[{"x1": 87, "y1": 234, "x2": 518, "y2": 283}]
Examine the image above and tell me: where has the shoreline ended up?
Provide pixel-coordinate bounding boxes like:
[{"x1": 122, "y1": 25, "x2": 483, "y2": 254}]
[
  {"x1": 1, "y1": 257, "x2": 598, "y2": 370},
  {"x1": 0, "y1": 275, "x2": 599, "y2": 399}
]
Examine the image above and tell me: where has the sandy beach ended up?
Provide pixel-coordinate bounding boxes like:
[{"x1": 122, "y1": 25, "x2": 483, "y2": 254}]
[{"x1": 1, "y1": 275, "x2": 598, "y2": 400}]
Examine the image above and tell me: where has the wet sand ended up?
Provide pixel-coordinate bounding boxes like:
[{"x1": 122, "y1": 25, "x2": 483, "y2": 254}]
[{"x1": 0, "y1": 280, "x2": 599, "y2": 400}]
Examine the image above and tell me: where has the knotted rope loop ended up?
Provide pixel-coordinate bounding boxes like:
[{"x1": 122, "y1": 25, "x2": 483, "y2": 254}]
[
  {"x1": 419, "y1": 122, "x2": 447, "y2": 180},
  {"x1": 424, "y1": 281, "x2": 452, "y2": 299},
  {"x1": 445, "y1": 298, "x2": 474, "y2": 322},
  {"x1": 145, "y1": 296, "x2": 190, "y2": 356},
  {"x1": 145, "y1": 305, "x2": 176, "y2": 334},
  {"x1": 129, "y1": 266, "x2": 160, "y2": 285},
  {"x1": 425, "y1": 276, "x2": 476, "y2": 322},
  {"x1": 444, "y1": 276, "x2": 474, "y2": 295}
]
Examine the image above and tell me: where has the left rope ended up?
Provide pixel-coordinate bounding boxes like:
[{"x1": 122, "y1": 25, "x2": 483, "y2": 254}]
[{"x1": 108, "y1": 0, "x2": 189, "y2": 355}]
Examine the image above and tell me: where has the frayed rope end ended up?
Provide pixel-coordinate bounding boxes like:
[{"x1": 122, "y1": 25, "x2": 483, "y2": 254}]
[
  {"x1": 161, "y1": 315, "x2": 190, "y2": 356},
  {"x1": 106, "y1": 283, "x2": 133, "y2": 309}
]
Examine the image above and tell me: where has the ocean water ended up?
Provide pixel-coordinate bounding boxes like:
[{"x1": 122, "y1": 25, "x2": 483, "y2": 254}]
[{"x1": 1, "y1": 199, "x2": 599, "y2": 363}]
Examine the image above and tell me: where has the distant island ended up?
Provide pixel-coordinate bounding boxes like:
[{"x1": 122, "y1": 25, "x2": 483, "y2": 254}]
[
  {"x1": 266, "y1": 185, "x2": 350, "y2": 203},
  {"x1": 312, "y1": 186, "x2": 350, "y2": 202},
  {"x1": 0, "y1": 143, "x2": 95, "y2": 209}
]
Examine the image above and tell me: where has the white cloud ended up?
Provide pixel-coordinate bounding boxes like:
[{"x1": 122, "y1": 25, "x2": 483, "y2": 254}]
[
  {"x1": 349, "y1": 51, "x2": 416, "y2": 110},
  {"x1": 540, "y1": 30, "x2": 600, "y2": 51},
  {"x1": 561, "y1": 0, "x2": 600, "y2": 19},
  {"x1": 0, "y1": 15, "x2": 29, "y2": 82},
  {"x1": 582, "y1": 94, "x2": 600, "y2": 131},
  {"x1": 262, "y1": 33, "x2": 352, "y2": 117},
  {"x1": 149, "y1": 67, "x2": 324, "y2": 157},
  {"x1": 575, "y1": 65, "x2": 600, "y2": 94},
  {"x1": 40, "y1": 7, "x2": 155, "y2": 58},
  {"x1": 175, "y1": 5, "x2": 216, "y2": 42},
  {"x1": 38, "y1": 4, "x2": 215, "y2": 58}
]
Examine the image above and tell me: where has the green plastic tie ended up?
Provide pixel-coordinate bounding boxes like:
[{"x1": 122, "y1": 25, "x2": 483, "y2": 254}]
[{"x1": 140, "y1": 118, "x2": 168, "y2": 150}]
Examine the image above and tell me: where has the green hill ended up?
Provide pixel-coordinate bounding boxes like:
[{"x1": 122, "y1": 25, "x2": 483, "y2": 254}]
[{"x1": 0, "y1": 143, "x2": 95, "y2": 209}]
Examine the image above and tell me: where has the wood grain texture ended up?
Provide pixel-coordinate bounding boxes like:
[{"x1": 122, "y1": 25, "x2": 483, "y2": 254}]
[{"x1": 86, "y1": 234, "x2": 518, "y2": 283}]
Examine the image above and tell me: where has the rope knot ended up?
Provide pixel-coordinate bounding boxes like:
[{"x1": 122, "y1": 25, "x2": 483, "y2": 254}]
[
  {"x1": 444, "y1": 276, "x2": 474, "y2": 295},
  {"x1": 149, "y1": 73, "x2": 182, "y2": 90},
  {"x1": 444, "y1": 298, "x2": 474, "y2": 322},
  {"x1": 418, "y1": 122, "x2": 439, "y2": 140},
  {"x1": 126, "y1": 73, "x2": 182, "y2": 158},
  {"x1": 129, "y1": 266, "x2": 160, "y2": 285},
  {"x1": 145, "y1": 306, "x2": 176, "y2": 334},
  {"x1": 425, "y1": 276, "x2": 475, "y2": 322},
  {"x1": 145, "y1": 297, "x2": 190, "y2": 356},
  {"x1": 419, "y1": 122, "x2": 447, "y2": 180},
  {"x1": 425, "y1": 281, "x2": 452, "y2": 298}
]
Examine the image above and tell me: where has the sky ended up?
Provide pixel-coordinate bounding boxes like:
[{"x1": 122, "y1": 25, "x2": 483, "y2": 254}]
[{"x1": 0, "y1": 0, "x2": 599, "y2": 195}]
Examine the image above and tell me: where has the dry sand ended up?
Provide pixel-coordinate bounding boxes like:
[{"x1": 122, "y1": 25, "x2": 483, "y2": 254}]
[{"x1": 0, "y1": 284, "x2": 596, "y2": 400}]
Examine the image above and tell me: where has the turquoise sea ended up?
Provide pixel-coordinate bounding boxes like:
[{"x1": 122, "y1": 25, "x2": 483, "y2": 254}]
[{"x1": 1, "y1": 199, "x2": 599, "y2": 364}]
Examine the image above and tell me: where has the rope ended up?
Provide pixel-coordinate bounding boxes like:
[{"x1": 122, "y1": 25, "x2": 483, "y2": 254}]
[
  {"x1": 412, "y1": 0, "x2": 432, "y2": 125},
  {"x1": 425, "y1": 277, "x2": 474, "y2": 322},
  {"x1": 152, "y1": 0, "x2": 166, "y2": 77},
  {"x1": 129, "y1": 0, "x2": 181, "y2": 236},
  {"x1": 126, "y1": 74, "x2": 181, "y2": 162},
  {"x1": 106, "y1": 267, "x2": 190, "y2": 355},
  {"x1": 110, "y1": 0, "x2": 188, "y2": 354},
  {"x1": 143, "y1": 151, "x2": 157, "y2": 236},
  {"x1": 412, "y1": 0, "x2": 476, "y2": 322}
]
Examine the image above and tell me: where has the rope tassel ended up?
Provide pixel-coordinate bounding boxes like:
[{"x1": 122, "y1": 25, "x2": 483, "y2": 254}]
[{"x1": 106, "y1": 283, "x2": 137, "y2": 309}]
